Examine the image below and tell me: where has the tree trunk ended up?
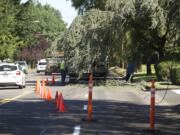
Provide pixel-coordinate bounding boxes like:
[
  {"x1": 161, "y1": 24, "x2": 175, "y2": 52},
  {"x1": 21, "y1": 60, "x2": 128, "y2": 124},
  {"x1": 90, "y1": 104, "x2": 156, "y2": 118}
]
[
  {"x1": 30, "y1": 60, "x2": 36, "y2": 69},
  {"x1": 146, "y1": 63, "x2": 152, "y2": 75}
]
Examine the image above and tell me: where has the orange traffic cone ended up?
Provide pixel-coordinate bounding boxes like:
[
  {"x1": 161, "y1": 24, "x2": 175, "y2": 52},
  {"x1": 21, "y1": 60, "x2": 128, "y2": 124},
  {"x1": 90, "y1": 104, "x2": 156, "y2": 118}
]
[
  {"x1": 55, "y1": 91, "x2": 58, "y2": 104},
  {"x1": 40, "y1": 80, "x2": 45, "y2": 97},
  {"x1": 41, "y1": 86, "x2": 45, "y2": 98},
  {"x1": 35, "y1": 79, "x2": 39, "y2": 93},
  {"x1": 43, "y1": 87, "x2": 47, "y2": 99},
  {"x1": 42, "y1": 79, "x2": 45, "y2": 88},
  {"x1": 52, "y1": 74, "x2": 55, "y2": 85},
  {"x1": 47, "y1": 88, "x2": 52, "y2": 101},
  {"x1": 39, "y1": 82, "x2": 42, "y2": 96},
  {"x1": 45, "y1": 78, "x2": 49, "y2": 86},
  {"x1": 37, "y1": 80, "x2": 41, "y2": 93},
  {"x1": 56, "y1": 92, "x2": 60, "y2": 109},
  {"x1": 42, "y1": 87, "x2": 47, "y2": 99},
  {"x1": 58, "y1": 92, "x2": 66, "y2": 112}
]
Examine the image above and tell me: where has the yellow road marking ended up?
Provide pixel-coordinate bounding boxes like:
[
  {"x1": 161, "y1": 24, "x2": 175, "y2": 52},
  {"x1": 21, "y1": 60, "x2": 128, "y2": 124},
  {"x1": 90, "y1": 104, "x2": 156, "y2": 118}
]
[
  {"x1": 0, "y1": 91, "x2": 33, "y2": 106},
  {"x1": 0, "y1": 98, "x2": 11, "y2": 102}
]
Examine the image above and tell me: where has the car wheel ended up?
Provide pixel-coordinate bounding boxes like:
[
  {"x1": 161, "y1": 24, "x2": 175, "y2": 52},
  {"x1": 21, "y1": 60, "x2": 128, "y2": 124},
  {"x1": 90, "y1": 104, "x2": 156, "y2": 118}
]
[{"x1": 19, "y1": 85, "x2": 23, "y2": 89}]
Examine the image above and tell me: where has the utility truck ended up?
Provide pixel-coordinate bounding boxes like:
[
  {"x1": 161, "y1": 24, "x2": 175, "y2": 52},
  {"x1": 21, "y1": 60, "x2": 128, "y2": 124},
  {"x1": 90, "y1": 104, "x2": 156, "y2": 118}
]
[
  {"x1": 65, "y1": 43, "x2": 109, "y2": 82},
  {"x1": 59, "y1": 10, "x2": 112, "y2": 82}
]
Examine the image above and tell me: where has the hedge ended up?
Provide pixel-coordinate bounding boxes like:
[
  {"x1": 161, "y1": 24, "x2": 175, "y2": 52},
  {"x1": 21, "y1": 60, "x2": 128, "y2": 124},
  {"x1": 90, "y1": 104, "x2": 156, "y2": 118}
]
[
  {"x1": 156, "y1": 61, "x2": 180, "y2": 81},
  {"x1": 171, "y1": 67, "x2": 180, "y2": 85}
]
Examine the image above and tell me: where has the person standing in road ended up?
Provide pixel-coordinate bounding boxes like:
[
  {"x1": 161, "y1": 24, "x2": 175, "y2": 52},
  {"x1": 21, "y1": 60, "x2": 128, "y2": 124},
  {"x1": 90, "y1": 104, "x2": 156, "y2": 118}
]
[
  {"x1": 60, "y1": 60, "x2": 66, "y2": 86},
  {"x1": 125, "y1": 63, "x2": 135, "y2": 82}
]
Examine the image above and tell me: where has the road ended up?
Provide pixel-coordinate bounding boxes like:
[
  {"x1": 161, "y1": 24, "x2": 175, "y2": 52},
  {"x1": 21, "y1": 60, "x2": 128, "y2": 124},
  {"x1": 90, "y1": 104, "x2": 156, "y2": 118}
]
[{"x1": 0, "y1": 71, "x2": 180, "y2": 135}]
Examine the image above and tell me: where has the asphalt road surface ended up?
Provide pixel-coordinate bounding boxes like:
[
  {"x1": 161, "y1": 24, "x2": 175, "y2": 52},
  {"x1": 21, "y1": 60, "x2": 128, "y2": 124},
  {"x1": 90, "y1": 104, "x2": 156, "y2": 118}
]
[{"x1": 0, "y1": 71, "x2": 180, "y2": 135}]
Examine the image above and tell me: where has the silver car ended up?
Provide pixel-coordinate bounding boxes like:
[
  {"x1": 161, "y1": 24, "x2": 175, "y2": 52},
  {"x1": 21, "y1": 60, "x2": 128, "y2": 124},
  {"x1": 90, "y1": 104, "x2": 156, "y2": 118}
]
[
  {"x1": 0, "y1": 63, "x2": 26, "y2": 89},
  {"x1": 15, "y1": 61, "x2": 28, "y2": 74}
]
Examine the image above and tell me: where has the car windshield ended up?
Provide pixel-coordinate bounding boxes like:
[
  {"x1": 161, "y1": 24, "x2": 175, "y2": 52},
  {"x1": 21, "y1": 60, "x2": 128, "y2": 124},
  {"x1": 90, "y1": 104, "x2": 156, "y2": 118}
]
[
  {"x1": 18, "y1": 62, "x2": 26, "y2": 66},
  {"x1": 0, "y1": 65, "x2": 17, "y2": 71},
  {"x1": 39, "y1": 62, "x2": 47, "y2": 65},
  {"x1": 16, "y1": 61, "x2": 26, "y2": 66}
]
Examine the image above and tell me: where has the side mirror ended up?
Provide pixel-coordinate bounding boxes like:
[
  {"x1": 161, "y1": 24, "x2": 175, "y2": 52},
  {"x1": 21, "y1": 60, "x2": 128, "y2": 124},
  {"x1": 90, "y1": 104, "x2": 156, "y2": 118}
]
[{"x1": 23, "y1": 69, "x2": 27, "y2": 74}]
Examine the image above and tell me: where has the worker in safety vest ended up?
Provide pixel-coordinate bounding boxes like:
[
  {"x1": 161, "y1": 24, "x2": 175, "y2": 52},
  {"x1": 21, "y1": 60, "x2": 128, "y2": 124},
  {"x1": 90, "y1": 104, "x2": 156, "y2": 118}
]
[{"x1": 60, "y1": 60, "x2": 66, "y2": 86}]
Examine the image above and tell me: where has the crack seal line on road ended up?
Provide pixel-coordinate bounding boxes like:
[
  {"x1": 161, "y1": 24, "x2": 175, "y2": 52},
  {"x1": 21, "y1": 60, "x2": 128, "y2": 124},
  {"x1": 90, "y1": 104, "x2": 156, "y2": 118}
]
[{"x1": 0, "y1": 90, "x2": 33, "y2": 106}]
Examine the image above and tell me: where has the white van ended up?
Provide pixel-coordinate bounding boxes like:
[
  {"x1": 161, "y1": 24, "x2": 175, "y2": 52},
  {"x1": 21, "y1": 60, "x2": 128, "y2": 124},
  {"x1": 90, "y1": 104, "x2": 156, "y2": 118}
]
[{"x1": 36, "y1": 59, "x2": 47, "y2": 73}]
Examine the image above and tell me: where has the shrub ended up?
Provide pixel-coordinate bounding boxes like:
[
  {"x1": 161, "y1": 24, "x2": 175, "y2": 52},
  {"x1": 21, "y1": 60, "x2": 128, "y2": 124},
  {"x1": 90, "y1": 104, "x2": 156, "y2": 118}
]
[
  {"x1": 156, "y1": 61, "x2": 180, "y2": 81},
  {"x1": 171, "y1": 67, "x2": 180, "y2": 85},
  {"x1": 156, "y1": 61, "x2": 171, "y2": 81}
]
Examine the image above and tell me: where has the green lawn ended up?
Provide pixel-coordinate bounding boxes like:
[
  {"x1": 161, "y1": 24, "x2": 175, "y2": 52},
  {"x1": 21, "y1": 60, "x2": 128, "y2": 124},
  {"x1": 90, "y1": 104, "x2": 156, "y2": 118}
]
[
  {"x1": 133, "y1": 73, "x2": 180, "y2": 90},
  {"x1": 133, "y1": 73, "x2": 156, "y2": 82},
  {"x1": 110, "y1": 65, "x2": 180, "y2": 90}
]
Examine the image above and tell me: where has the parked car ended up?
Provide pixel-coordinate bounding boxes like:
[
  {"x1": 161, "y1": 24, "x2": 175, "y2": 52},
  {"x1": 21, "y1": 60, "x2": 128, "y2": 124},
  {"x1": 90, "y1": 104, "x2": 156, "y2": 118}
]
[
  {"x1": 0, "y1": 63, "x2": 26, "y2": 89},
  {"x1": 15, "y1": 61, "x2": 28, "y2": 74},
  {"x1": 36, "y1": 59, "x2": 47, "y2": 73}
]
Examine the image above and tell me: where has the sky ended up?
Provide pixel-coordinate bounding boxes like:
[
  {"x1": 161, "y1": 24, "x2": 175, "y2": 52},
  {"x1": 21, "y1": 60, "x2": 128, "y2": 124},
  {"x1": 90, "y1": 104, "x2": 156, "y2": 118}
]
[{"x1": 21, "y1": 0, "x2": 77, "y2": 27}]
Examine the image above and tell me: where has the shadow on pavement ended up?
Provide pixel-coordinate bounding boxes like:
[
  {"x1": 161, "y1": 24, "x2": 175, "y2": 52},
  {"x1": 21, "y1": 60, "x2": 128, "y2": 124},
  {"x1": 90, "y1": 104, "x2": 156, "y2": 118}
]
[
  {"x1": 0, "y1": 87, "x2": 20, "y2": 90},
  {"x1": 0, "y1": 99, "x2": 179, "y2": 135}
]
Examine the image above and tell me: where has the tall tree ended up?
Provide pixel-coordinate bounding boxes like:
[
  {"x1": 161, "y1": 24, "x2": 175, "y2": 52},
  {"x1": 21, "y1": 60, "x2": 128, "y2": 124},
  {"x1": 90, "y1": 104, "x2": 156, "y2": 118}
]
[
  {"x1": 68, "y1": 0, "x2": 107, "y2": 14},
  {"x1": 15, "y1": 0, "x2": 67, "y2": 63},
  {"x1": 64, "y1": 0, "x2": 179, "y2": 75},
  {"x1": 0, "y1": 0, "x2": 20, "y2": 60},
  {"x1": 0, "y1": 0, "x2": 67, "y2": 63},
  {"x1": 58, "y1": 9, "x2": 113, "y2": 74}
]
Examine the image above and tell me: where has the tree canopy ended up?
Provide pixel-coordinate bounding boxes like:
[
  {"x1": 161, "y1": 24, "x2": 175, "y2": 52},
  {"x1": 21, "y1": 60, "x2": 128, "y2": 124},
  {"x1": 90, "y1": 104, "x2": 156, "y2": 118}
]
[
  {"x1": 0, "y1": 0, "x2": 67, "y2": 63},
  {"x1": 61, "y1": 0, "x2": 179, "y2": 74},
  {"x1": 68, "y1": 0, "x2": 107, "y2": 14},
  {"x1": 59, "y1": 9, "x2": 113, "y2": 74}
]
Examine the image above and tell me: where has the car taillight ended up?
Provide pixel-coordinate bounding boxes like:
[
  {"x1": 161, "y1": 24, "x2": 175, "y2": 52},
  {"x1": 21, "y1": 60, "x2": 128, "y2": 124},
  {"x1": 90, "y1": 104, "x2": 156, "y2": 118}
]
[{"x1": 16, "y1": 71, "x2": 21, "y2": 75}]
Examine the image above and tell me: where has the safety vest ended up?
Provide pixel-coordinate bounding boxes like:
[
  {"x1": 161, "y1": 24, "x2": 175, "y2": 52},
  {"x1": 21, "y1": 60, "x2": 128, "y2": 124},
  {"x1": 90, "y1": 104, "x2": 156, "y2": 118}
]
[{"x1": 60, "y1": 61, "x2": 65, "y2": 70}]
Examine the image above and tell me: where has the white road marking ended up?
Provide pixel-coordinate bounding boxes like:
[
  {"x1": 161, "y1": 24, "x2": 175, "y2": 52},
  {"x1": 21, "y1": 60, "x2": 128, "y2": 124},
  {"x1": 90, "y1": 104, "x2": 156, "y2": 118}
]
[
  {"x1": 83, "y1": 105, "x2": 87, "y2": 110},
  {"x1": 172, "y1": 90, "x2": 180, "y2": 95},
  {"x1": 40, "y1": 128, "x2": 47, "y2": 135},
  {"x1": 85, "y1": 94, "x2": 88, "y2": 98},
  {"x1": 73, "y1": 125, "x2": 81, "y2": 135}
]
